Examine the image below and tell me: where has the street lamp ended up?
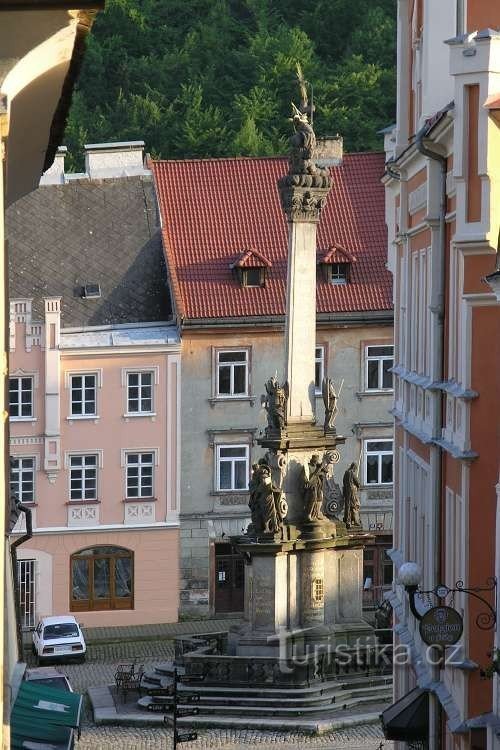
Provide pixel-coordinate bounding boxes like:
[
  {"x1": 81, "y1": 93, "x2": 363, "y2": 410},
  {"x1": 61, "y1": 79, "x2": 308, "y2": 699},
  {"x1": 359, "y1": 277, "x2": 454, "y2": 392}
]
[{"x1": 398, "y1": 562, "x2": 423, "y2": 619}]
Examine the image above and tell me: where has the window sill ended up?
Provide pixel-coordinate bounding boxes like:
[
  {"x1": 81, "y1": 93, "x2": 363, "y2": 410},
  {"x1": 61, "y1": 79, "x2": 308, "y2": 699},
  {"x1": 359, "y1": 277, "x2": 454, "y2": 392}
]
[
  {"x1": 123, "y1": 497, "x2": 157, "y2": 503},
  {"x1": 10, "y1": 417, "x2": 37, "y2": 422},
  {"x1": 209, "y1": 396, "x2": 255, "y2": 407},
  {"x1": 123, "y1": 412, "x2": 156, "y2": 419},
  {"x1": 355, "y1": 390, "x2": 393, "y2": 400},
  {"x1": 67, "y1": 415, "x2": 99, "y2": 421},
  {"x1": 362, "y1": 484, "x2": 394, "y2": 490},
  {"x1": 18, "y1": 501, "x2": 37, "y2": 507},
  {"x1": 66, "y1": 499, "x2": 100, "y2": 505},
  {"x1": 210, "y1": 490, "x2": 250, "y2": 496}
]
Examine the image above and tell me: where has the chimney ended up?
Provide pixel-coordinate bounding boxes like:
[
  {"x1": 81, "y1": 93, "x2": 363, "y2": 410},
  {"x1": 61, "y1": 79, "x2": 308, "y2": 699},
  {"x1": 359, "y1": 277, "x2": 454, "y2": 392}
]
[
  {"x1": 84, "y1": 141, "x2": 149, "y2": 179},
  {"x1": 39, "y1": 146, "x2": 66, "y2": 185}
]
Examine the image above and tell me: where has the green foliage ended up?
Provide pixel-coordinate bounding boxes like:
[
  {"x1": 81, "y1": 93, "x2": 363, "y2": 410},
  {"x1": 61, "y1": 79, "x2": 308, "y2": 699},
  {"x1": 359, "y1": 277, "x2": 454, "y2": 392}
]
[{"x1": 65, "y1": 0, "x2": 396, "y2": 167}]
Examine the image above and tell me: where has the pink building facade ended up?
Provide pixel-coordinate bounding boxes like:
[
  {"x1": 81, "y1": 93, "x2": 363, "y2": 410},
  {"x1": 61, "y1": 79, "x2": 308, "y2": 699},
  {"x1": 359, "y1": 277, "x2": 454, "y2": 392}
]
[
  {"x1": 10, "y1": 301, "x2": 180, "y2": 627},
  {"x1": 7, "y1": 143, "x2": 181, "y2": 627}
]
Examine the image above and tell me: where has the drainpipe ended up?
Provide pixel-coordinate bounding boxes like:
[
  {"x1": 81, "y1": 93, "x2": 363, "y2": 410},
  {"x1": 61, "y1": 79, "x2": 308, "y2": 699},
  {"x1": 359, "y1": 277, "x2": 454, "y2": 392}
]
[
  {"x1": 416, "y1": 128, "x2": 447, "y2": 750},
  {"x1": 10, "y1": 500, "x2": 33, "y2": 659}
]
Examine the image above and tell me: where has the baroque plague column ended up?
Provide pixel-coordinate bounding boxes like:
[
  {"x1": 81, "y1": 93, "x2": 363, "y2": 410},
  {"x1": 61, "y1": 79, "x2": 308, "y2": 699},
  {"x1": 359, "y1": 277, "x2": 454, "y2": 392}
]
[{"x1": 231, "y1": 103, "x2": 372, "y2": 658}]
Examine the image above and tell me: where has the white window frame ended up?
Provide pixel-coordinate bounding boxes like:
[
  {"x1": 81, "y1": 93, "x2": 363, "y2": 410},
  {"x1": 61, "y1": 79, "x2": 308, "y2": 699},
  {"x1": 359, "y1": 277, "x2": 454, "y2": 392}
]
[
  {"x1": 329, "y1": 263, "x2": 348, "y2": 284},
  {"x1": 126, "y1": 371, "x2": 154, "y2": 415},
  {"x1": 365, "y1": 344, "x2": 394, "y2": 391},
  {"x1": 364, "y1": 439, "x2": 394, "y2": 486},
  {"x1": 216, "y1": 444, "x2": 249, "y2": 492},
  {"x1": 125, "y1": 451, "x2": 155, "y2": 499},
  {"x1": 10, "y1": 456, "x2": 36, "y2": 503},
  {"x1": 69, "y1": 453, "x2": 99, "y2": 501},
  {"x1": 69, "y1": 372, "x2": 98, "y2": 418},
  {"x1": 9, "y1": 375, "x2": 34, "y2": 420},
  {"x1": 314, "y1": 345, "x2": 325, "y2": 394},
  {"x1": 215, "y1": 349, "x2": 249, "y2": 398}
]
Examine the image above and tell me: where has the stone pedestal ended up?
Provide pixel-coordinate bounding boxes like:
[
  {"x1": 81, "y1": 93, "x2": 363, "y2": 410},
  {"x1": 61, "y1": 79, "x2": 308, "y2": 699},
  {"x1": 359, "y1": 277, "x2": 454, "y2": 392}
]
[{"x1": 231, "y1": 524, "x2": 373, "y2": 658}]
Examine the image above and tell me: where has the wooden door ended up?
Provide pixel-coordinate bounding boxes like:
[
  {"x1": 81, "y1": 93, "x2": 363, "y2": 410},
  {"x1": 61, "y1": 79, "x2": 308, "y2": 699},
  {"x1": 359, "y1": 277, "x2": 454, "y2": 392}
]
[{"x1": 214, "y1": 544, "x2": 244, "y2": 613}]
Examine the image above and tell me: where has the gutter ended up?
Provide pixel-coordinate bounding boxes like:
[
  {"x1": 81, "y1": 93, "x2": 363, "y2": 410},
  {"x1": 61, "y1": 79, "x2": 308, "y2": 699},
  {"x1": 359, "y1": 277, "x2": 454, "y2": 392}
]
[
  {"x1": 180, "y1": 310, "x2": 394, "y2": 330},
  {"x1": 10, "y1": 500, "x2": 33, "y2": 658},
  {"x1": 415, "y1": 125, "x2": 447, "y2": 748}
]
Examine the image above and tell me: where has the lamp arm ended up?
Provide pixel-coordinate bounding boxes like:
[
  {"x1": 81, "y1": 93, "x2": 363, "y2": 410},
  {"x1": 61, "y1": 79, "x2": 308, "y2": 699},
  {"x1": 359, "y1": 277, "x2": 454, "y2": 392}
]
[{"x1": 406, "y1": 585, "x2": 423, "y2": 621}]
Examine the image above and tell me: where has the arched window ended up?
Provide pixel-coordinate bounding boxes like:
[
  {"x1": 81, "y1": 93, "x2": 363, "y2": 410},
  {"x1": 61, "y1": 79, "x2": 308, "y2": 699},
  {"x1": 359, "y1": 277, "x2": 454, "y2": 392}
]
[{"x1": 70, "y1": 546, "x2": 133, "y2": 612}]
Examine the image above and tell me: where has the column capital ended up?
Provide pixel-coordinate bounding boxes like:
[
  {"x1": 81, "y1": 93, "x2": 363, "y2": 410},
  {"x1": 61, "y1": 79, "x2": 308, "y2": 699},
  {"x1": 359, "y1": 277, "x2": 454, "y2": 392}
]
[{"x1": 278, "y1": 181, "x2": 331, "y2": 223}]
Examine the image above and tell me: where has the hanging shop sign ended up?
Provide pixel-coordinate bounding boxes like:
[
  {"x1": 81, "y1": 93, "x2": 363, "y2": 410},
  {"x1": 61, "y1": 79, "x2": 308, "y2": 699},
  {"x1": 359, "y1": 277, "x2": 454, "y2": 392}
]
[{"x1": 419, "y1": 605, "x2": 463, "y2": 647}]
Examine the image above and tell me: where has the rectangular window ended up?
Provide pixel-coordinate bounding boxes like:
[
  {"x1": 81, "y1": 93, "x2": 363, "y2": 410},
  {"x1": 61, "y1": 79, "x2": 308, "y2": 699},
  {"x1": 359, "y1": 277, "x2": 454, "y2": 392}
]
[
  {"x1": 216, "y1": 445, "x2": 249, "y2": 491},
  {"x1": 10, "y1": 457, "x2": 35, "y2": 503},
  {"x1": 329, "y1": 263, "x2": 348, "y2": 284},
  {"x1": 216, "y1": 350, "x2": 248, "y2": 397},
  {"x1": 9, "y1": 377, "x2": 33, "y2": 418},
  {"x1": 366, "y1": 345, "x2": 394, "y2": 391},
  {"x1": 70, "y1": 455, "x2": 98, "y2": 500},
  {"x1": 127, "y1": 371, "x2": 153, "y2": 414},
  {"x1": 126, "y1": 452, "x2": 154, "y2": 498},
  {"x1": 365, "y1": 440, "x2": 393, "y2": 485},
  {"x1": 315, "y1": 346, "x2": 325, "y2": 393},
  {"x1": 70, "y1": 374, "x2": 97, "y2": 417}
]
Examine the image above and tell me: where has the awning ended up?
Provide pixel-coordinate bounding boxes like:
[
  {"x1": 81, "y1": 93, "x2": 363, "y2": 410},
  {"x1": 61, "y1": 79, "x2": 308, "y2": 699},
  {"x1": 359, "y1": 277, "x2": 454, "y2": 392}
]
[
  {"x1": 381, "y1": 686, "x2": 429, "y2": 741},
  {"x1": 11, "y1": 681, "x2": 83, "y2": 749}
]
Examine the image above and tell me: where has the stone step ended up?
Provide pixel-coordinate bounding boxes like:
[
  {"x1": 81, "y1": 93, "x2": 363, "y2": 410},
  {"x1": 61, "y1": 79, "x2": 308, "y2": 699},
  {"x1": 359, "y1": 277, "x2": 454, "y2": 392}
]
[
  {"x1": 178, "y1": 673, "x2": 390, "y2": 699},
  {"x1": 154, "y1": 662, "x2": 185, "y2": 677},
  {"x1": 192, "y1": 682, "x2": 391, "y2": 709},
  {"x1": 141, "y1": 677, "x2": 173, "y2": 693},
  {"x1": 174, "y1": 708, "x2": 387, "y2": 733},
  {"x1": 138, "y1": 695, "x2": 174, "y2": 712},
  {"x1": 188, "y1": 691, "x2": 390, "y2": 718}
]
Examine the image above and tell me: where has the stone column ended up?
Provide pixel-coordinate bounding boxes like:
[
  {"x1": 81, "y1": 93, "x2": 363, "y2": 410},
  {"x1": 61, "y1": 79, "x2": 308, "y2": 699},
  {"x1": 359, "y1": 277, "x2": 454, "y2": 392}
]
[{"x1": 279, "y1": 181, "x2": 331, "y2": 423}]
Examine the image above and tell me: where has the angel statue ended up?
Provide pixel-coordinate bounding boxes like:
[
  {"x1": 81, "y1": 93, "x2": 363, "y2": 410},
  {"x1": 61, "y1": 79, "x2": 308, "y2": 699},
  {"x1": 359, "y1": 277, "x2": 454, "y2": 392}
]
[
  {"x1": 263, "y1": 375, "x2": 288, "y2": 433},
  {"x1": 322, "y1": 377, "x2": 338, "y2": 433}
]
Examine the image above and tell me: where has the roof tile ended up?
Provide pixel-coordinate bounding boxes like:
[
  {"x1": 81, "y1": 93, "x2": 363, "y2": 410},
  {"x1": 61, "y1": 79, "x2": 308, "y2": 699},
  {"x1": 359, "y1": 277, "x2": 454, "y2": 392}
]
[{"x1": 151, "y1": 154, "x2": 391, "y2": 320}]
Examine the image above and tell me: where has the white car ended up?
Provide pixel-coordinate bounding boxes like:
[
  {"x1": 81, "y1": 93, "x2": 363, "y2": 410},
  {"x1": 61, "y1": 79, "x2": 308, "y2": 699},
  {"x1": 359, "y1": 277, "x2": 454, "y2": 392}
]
[{"x1": 32, "y1": 615, "x2": 86, "y2": 664}]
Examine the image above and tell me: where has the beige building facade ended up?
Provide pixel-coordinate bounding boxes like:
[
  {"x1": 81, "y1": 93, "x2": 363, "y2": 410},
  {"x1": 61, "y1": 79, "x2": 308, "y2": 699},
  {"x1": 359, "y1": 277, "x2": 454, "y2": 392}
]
[{"x1": 151, "y1": 151, "x2": 395, "y2": 617}]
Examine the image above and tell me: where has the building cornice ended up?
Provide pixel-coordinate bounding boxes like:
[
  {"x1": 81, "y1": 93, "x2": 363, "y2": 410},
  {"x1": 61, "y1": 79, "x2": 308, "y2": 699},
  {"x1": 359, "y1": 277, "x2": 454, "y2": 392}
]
[{"x1": 181, "y1": 310, "x2": 394, "y2": 331}]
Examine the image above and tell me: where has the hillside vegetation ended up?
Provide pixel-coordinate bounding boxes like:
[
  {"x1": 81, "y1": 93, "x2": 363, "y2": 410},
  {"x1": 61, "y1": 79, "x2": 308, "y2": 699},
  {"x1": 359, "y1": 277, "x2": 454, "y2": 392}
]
[{"x1": 66, "y1": 0, "x2": 396, "y2": 168}]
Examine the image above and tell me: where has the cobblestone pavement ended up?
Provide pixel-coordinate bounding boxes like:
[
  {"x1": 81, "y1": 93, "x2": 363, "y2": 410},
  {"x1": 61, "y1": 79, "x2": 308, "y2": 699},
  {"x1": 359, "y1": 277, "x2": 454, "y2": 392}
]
[
  {"x1": 40, "y1": 636, "x2": 392, "y2": 750},
  {"x1": 76, "y1": 724, "x2": 392, "y2": 750}
]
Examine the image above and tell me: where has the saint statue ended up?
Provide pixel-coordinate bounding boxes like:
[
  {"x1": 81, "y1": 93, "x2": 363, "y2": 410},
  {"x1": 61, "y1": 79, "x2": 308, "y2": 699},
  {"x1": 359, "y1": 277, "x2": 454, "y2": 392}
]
[
  {"x1": 248, "y1": 459, "x2": 287, "y2": 535},
  {"x1": 322, "y1": 377, "x2": 338, "y2": 433},
  {"x1": 302, "y1": 451, "x2": 335, "y2": 523},
  {"x1": 263, "y1": 376, "x2": 288, "y2": 433},
  {"x1": 343, "y1": 462, "x2": 362, "y2": 529}
]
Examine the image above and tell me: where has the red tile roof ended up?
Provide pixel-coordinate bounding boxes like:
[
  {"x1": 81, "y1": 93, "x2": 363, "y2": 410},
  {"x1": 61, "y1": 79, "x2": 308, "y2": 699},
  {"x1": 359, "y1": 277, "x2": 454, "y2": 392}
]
[
  {"x1": 230, "y1": 248, "x2": 272, "y2": 269},
  {"x1": 319, "y1": 243, "x2": 357, "y2": 264},
  {"x1": 151, "y1": 153, "x2": 391, "y2": 321}
]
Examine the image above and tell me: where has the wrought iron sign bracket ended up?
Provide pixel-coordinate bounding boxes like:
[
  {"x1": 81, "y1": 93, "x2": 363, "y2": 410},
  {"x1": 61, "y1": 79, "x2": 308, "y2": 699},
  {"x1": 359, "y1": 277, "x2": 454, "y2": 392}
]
[{"x1": 405, "y1": 577, "x2": 497, "y2": 631}]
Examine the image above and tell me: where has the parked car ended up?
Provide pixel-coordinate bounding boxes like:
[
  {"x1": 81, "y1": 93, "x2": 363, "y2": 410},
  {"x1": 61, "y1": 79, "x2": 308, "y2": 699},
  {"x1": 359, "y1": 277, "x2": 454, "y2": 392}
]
[
  {"x1": 32, "y1": 615, "x2": 86, "y2": 664},
  {"x1": 24, "y1": 666, "x2": 73, "y2": 691}
]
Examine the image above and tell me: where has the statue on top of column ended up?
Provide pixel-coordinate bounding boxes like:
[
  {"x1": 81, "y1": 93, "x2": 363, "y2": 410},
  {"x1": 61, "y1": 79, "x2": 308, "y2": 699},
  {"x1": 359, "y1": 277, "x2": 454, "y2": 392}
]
[
  {"x1": 343, "y1": 462, "x2": 362, "y2": 529},
  {"x1": 322, "y1": 377, "x2": 338, "y2": 433},
  {"x1": 263, "y1": 375, "x2": 288, "y2": 433}
]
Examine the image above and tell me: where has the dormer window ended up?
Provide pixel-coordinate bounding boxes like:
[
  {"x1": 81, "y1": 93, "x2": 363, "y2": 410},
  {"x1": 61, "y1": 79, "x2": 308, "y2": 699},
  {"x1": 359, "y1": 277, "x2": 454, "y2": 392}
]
[
  {"x1": 318, "y1": 244, "x2": 356, "y2": 285},
  {"x1": 243, "y1": 268, "x2": 264, "y2": 287},
  {"x1": 230, "y1": 248, "x2": 272, "y2": 289},
  {"x1": 330, "y1": 263, "x2": 348, "y2": 284}
]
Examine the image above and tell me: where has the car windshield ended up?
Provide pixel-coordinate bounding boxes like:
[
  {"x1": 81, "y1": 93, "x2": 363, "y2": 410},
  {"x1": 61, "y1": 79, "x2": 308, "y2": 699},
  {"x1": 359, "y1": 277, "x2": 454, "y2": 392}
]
[{"x1": 43, "y1": 623, "x2": 79, "y2": 639}]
